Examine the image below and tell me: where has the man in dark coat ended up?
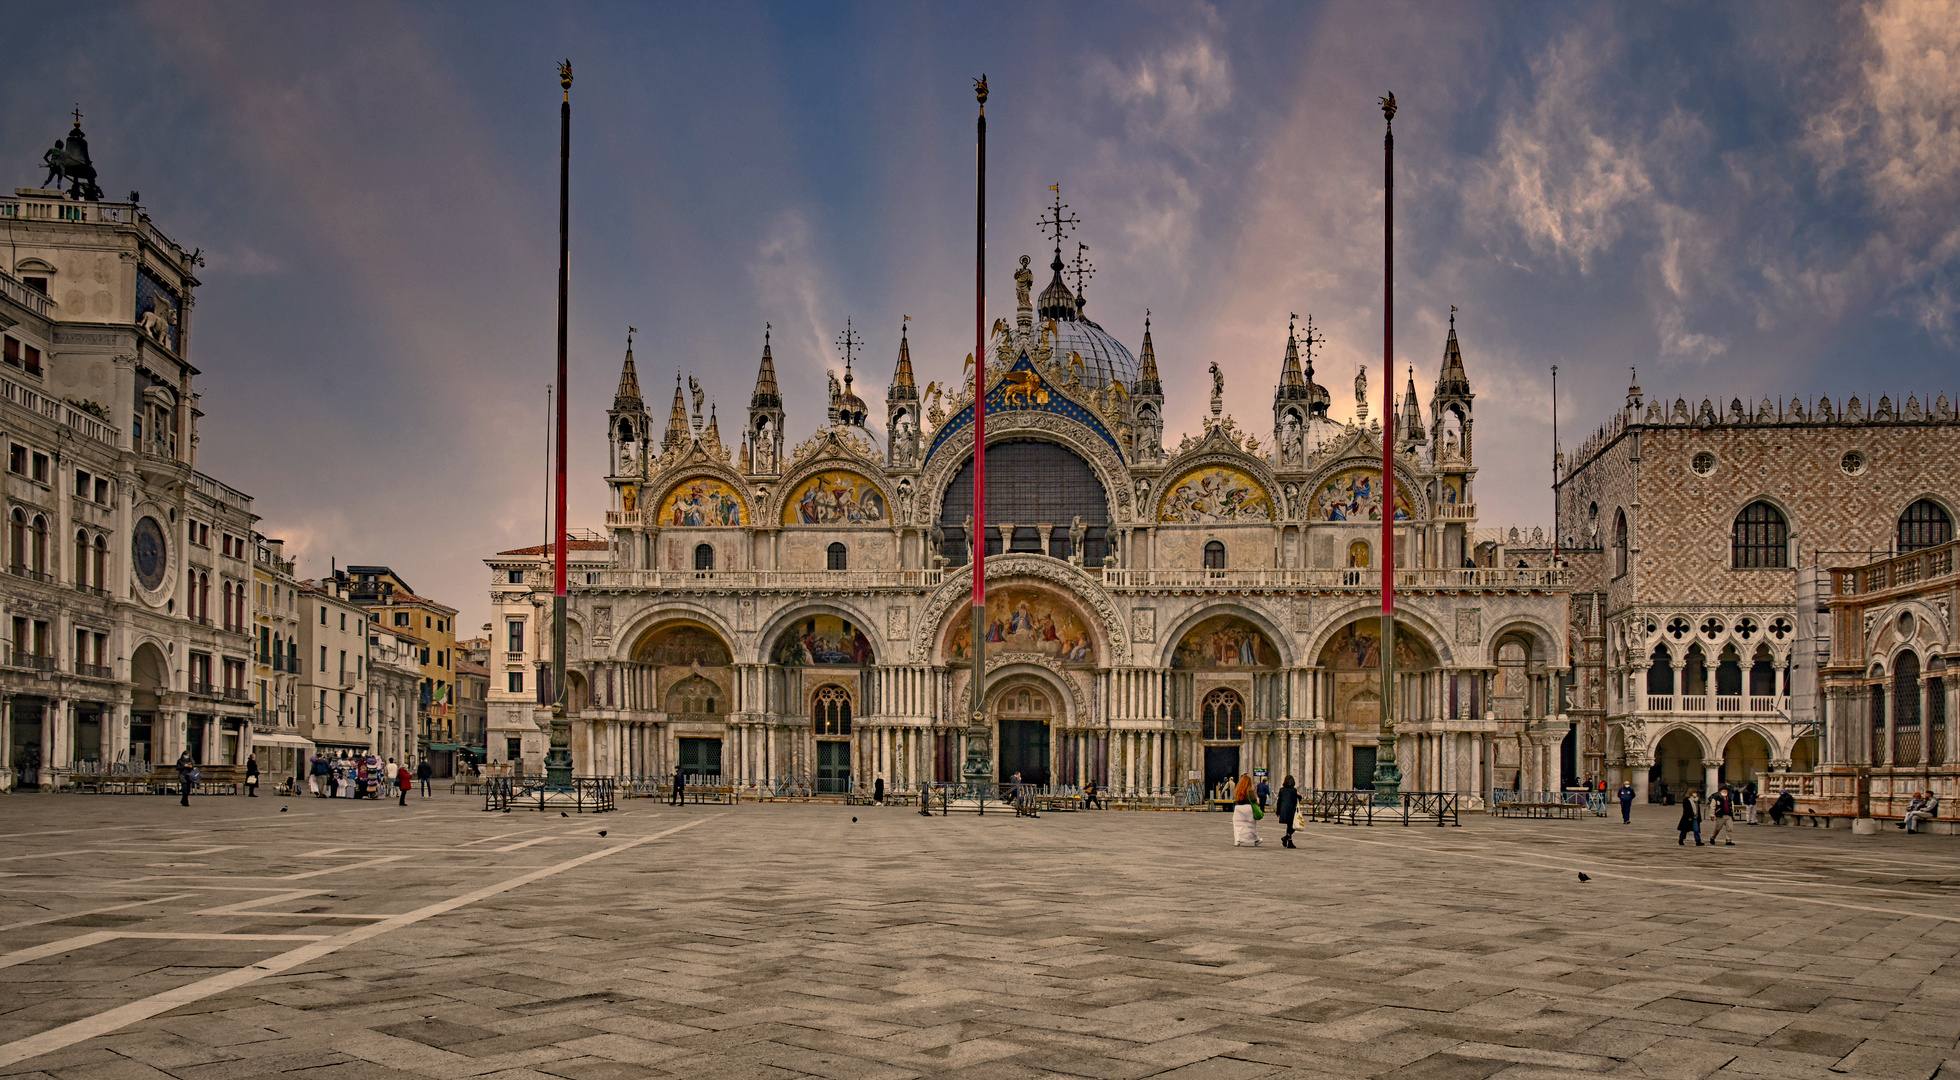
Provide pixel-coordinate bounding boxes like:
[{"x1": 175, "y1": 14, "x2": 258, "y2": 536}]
[
  {"x1": 176, "y1": 750, "x2": 197, "y2": 807},
  {"x1": 671, "y1": 764, "x2": 687, "y2": 806},
  {"x1": 1617, "y1": 781, "x2": 1636, "y2": 824}
]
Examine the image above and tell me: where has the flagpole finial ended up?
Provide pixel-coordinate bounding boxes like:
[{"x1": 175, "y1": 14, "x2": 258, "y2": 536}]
[
  {"x1": 559, "y1": 59, "x2": 573, "y2": 99},
  {"x1": 974, "y1": 74, "x2": 988, "y2": 109},
  {"x1": 1380, "y1": 91, "x2": 1396, "y2": 124}
]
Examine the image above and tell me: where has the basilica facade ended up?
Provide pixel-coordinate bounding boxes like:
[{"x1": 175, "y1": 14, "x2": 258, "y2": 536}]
[{"x1": 485, "y1": 240, "x2": 1572, "y2": 798}]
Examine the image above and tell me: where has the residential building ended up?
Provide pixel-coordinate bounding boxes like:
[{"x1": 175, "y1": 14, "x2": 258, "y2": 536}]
[
  {"x1": 1, "y1": 119, "x2": 259, "y2": 790},
  {"x1": 366, "y1": 620, "x2": 423, "y2": 769},
  {"x1": 484, "y1": 537, "x2": 610, "y2": 774},
  {"x1": 297, "y1": 577, "x2": 371, "y2": 756},
  {"x1": 338, "y1": 565, "x2": 457, "y2": 761},
  {"x1": 249, "y1": 533, "x2": 308, "y2": 782},
  {"x1": 454, "y1": 634, "x2": 489, "y2": 772}
]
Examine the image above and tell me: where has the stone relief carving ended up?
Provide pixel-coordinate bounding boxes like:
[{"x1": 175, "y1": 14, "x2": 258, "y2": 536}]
[
  {"x1": 592, "y1": 605, "x2": 613, "y2": 642},
  {"x1": 1456, "y1": 608, "x2": 1481, "y2": 645},
  {"x1": 736, "y1": 598, "x2": 757, "y2": 634},
  {"x1": 887, "y1": 605, "x2": 911, "y2": 644},
  {"x1": 1131, "y1": 607, "x2": 1156, "y2": 644}
]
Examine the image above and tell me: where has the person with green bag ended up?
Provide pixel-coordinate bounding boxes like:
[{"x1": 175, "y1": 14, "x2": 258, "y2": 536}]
[{"x1": 1232, "y1": 774, "x2": 1262, "y2": 847}]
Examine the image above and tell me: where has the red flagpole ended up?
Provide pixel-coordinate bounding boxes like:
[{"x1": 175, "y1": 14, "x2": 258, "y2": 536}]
[
  {"x1": 1376, "y1": 91, "x2": 1400, "y2": 799},
  {"x1": 969, "y1": 76, "x2": 988, "y2": 774}
]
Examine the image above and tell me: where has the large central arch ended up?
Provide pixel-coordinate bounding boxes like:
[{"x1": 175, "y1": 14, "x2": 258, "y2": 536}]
[{"x1": 936, "y1": 440, "x2": 1112, "y2": 566}]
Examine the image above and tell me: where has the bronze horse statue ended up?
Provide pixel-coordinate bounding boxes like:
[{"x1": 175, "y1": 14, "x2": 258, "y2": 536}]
[{"x1": 41, "y1": 122, "x2": 103, "y2": 201}]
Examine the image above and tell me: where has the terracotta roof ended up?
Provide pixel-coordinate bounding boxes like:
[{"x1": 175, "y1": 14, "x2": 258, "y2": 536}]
[
  {"x1": 496, "y1": 540, "x2": 610, "y2": 556},
  {"x1": 455, "y1": 659, "x2": 490, "y2": 677}
]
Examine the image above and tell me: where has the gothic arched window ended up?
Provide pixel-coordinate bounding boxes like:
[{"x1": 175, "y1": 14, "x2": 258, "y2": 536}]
[
  {"x1": 1895, "y1": 651, "x2": 1922, "y2": 765},
  {"x1": 1898, "y1": 499, "x2": 1952, "y2": 553},
  {"x1": 93, "y1": 535, "x2": 106, "y2": 592},
  {"x1": 74, "y1": 529, "x2": 89, "y2": 588},
  {"x1": 1613, "y1": 509, "x2": 1629, "y2": 578},
  {"x1": 30, "y1": 514, "x2": 46, "y2": 576},
  {"x1": 1203, "y1": 541, "x2": 1226, "y2": 570},
  {"x1": 1201, "y1": 687, "x2": 1244, "y2": 741},
  {"x1": 813, "y1": 684, "x2": 852, "y2": 735},
  {"x1": 8, "y1": 510, "x2": 23, "y2": 573},
  {"x1": 826, "y1": 542, "x2": 847, "y2": 571},
  {"x1": 1731, "y1": 502, "x2": 1788, "y2": 569}
]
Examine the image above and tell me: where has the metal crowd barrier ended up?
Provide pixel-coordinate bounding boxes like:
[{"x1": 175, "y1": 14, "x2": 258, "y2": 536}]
[
  {"x1": 484, "y1": 776, "x2": 616, "y2": 813},
  {"x1": 1298, "y1": 790, "x2": 1461, "y2": 826},
  {"x1": 1494, "y1": 789, "x2": 1607, "y2": 817}
]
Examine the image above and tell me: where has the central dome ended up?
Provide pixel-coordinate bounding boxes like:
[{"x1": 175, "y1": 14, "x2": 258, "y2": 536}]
[{"x1": 1049, "y1": 316, "x2": 1137, "y2": 390}]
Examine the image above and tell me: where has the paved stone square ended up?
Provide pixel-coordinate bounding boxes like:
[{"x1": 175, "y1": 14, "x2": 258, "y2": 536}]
[{"x1": 0, "y1": 795, "x2": 1956, "y2": 1080}]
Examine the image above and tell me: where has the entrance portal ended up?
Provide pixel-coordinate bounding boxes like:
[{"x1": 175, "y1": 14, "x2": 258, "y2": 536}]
[
  {"x1": 1203, "y1": 746, "x2": 1240, "y2": 797},
  {"x1": 1352, "y1": 744, "x2": 1378, "y2": 790},
  {"x1": 677, "y1": 737, "x2": 722, "y2": 778},
  {"x1": 991, "y1": 683, "x2": 1053, "y2": 785},
  {"x1": 816, "y1": 741, "x2": 851, "y2": 793}
]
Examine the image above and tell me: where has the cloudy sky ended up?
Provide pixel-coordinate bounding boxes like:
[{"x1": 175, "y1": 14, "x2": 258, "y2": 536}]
[{"x1": 5, "y1": 0, "x2": 1955, "y2": 630}]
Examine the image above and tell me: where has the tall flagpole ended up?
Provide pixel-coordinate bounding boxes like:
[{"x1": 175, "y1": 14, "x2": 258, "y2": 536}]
[
  {"x1": 547, "y1": 60, "x2": 573, "y2": 786},
  {"x1": 1374, "y1": 91, "x2": 1401, "y2": 802},
  {"x1": 967, "y1": 75, "x2": 989, "y2": 784}
]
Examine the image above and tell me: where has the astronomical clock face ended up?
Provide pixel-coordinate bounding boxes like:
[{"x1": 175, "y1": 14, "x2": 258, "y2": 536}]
[{"x1": 133, "y1": 515, "x2": 167, "y2": 591}]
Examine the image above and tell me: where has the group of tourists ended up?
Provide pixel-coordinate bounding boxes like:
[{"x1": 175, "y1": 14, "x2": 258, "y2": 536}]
[
  {"x1": 1674, "y1": 781, "x2": 1759, "y2": 845},
  {"x1": 1902, "y1": 791, "x2": 1942, "y2": 834},
  {"x1": 307, "y1": 752, "x2": 429, "y2": 805}
]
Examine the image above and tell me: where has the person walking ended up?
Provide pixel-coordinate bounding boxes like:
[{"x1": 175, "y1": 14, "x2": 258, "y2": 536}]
[
  {"x1": 309, "y1": 754, "x2": 330, "y2": 797},
  {"x1": 176, "y1": 750, "x2": 197, "y2": 807},
  {"x1": 873, "y1": 776, "x2": 885, "y2": 804},
  {"x1": 1709, "y1": 785, "x2": 1736, "y2": 846},
  {"x1": 1742, "y1": 779, "x2": 1759, "y2": 825},
  {"x1": 1678, "y1": 789, "x2": 1703, "y2": 846},
  {"x1": 1231, "y1": 773, "x2": 1261, "y2": 847},
  {"x1": 245, "y1": 756, "x2": 260, "y2": 797},
  {"x1": 417, "y1": 758, "x2": 433, "y2": 798},
  {"x1": 1618, "y1": 780, "x2": 1635, "y2": 824},
  {"x1": 671, "y1": 764, "x2": 687, "y2": 806},
  {"x1": 1256, "y1": 776, "x2": 1271, "y2": 810},
  {"x1": 396, "y1": 762, "x2": 412, "y2": 807},
  {"x1": 1275, "y1": 775, "x2": 1300, "y2": 848},
  {"x1": 1082, "y1": 780, "x2": 1100, "y2": 810}
]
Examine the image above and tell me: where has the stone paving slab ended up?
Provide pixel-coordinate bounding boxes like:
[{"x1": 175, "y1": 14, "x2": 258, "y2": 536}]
[{"x1": 0, "y1": 797, "x2": 1956, "y2": 1078}]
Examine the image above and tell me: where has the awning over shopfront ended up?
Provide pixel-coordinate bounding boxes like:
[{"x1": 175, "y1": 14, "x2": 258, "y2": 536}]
[{"x1": 250, "y1": 732, "x2": 316, "y2": 750}]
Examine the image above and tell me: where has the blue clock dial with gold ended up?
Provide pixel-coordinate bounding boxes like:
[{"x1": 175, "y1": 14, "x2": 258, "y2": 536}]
[{"x1": 133, "y1": 515, "x2": 167, "y2": 591}]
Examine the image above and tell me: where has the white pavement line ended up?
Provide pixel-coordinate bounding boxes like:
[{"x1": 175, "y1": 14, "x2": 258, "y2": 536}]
[
  {"x1": 0, "y1": 894, "x2": 191, "y2": 933},
  {"x1": 279, "y1": 855, "x2": 409, "y2": 880},
  {"x1": 0, "y1": 930, "x2": 332, "y2": 971},
  {"x1": 0, "y1": 815, "x2": 717, "y2": 1070},
  {"x1": 1318, "y1": 831, "x2": 1960, "y2": 924},
  {"x1": 192, "y1": 891, "x2": 324, "y2": 917}
]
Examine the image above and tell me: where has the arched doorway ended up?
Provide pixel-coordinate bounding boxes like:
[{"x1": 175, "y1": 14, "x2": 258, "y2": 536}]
[
  {"x1": 1200, "y1": 687, "x2": 1244, "y2": 796},
  {"x1": 1316, "y1": 617, "x2": 1441, "y2": 788},
  {"x1": 991, "y1": 682, "x2": 1053, "y2": 786},
  {"x1": 812, "y1": 684, "x2": 852, "y2": 793},
  {"x1": 1722, "y1": 728, "x2": 1770, "y2": 788},
  {"x1": 1649, "y1": 728, "x2": 1704, "y2": 801},
  {"x1": 130, "y1": 642, "x2": 168, "y2": 766},
  {"x1": 665, "y1": 675, "x2": 724, "y2": 777}
]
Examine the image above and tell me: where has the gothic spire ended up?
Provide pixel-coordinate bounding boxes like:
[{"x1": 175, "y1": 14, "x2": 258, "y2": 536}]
[
  {"x1": 613, "y1": 329, "x2": 642, "y2": 410},
  {"x1": 890, "y1": 319, "x2": 917, "y2": 399},
  {"x1": 1277, "y1": 315, "x2": 1308, "y2": 396},
  {"x1": 750, "y1": 325, "x2": 782, "y2": 410},
  {"x1": 704, "y1": 401, "x2": 722, "y2": 449},
  {"x1": 1401, "y1": 364, "x2": 1426, "y2": 443},
  {"x1": 1135, "y1": 311, "x2": 1162, "y2": 395},
  {"x1": 1437, "y1": 306, "x2": 1470, "y2": 396},
  {"x1": 663, "y1": 372, "x2": 690, "y2": 451}
]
